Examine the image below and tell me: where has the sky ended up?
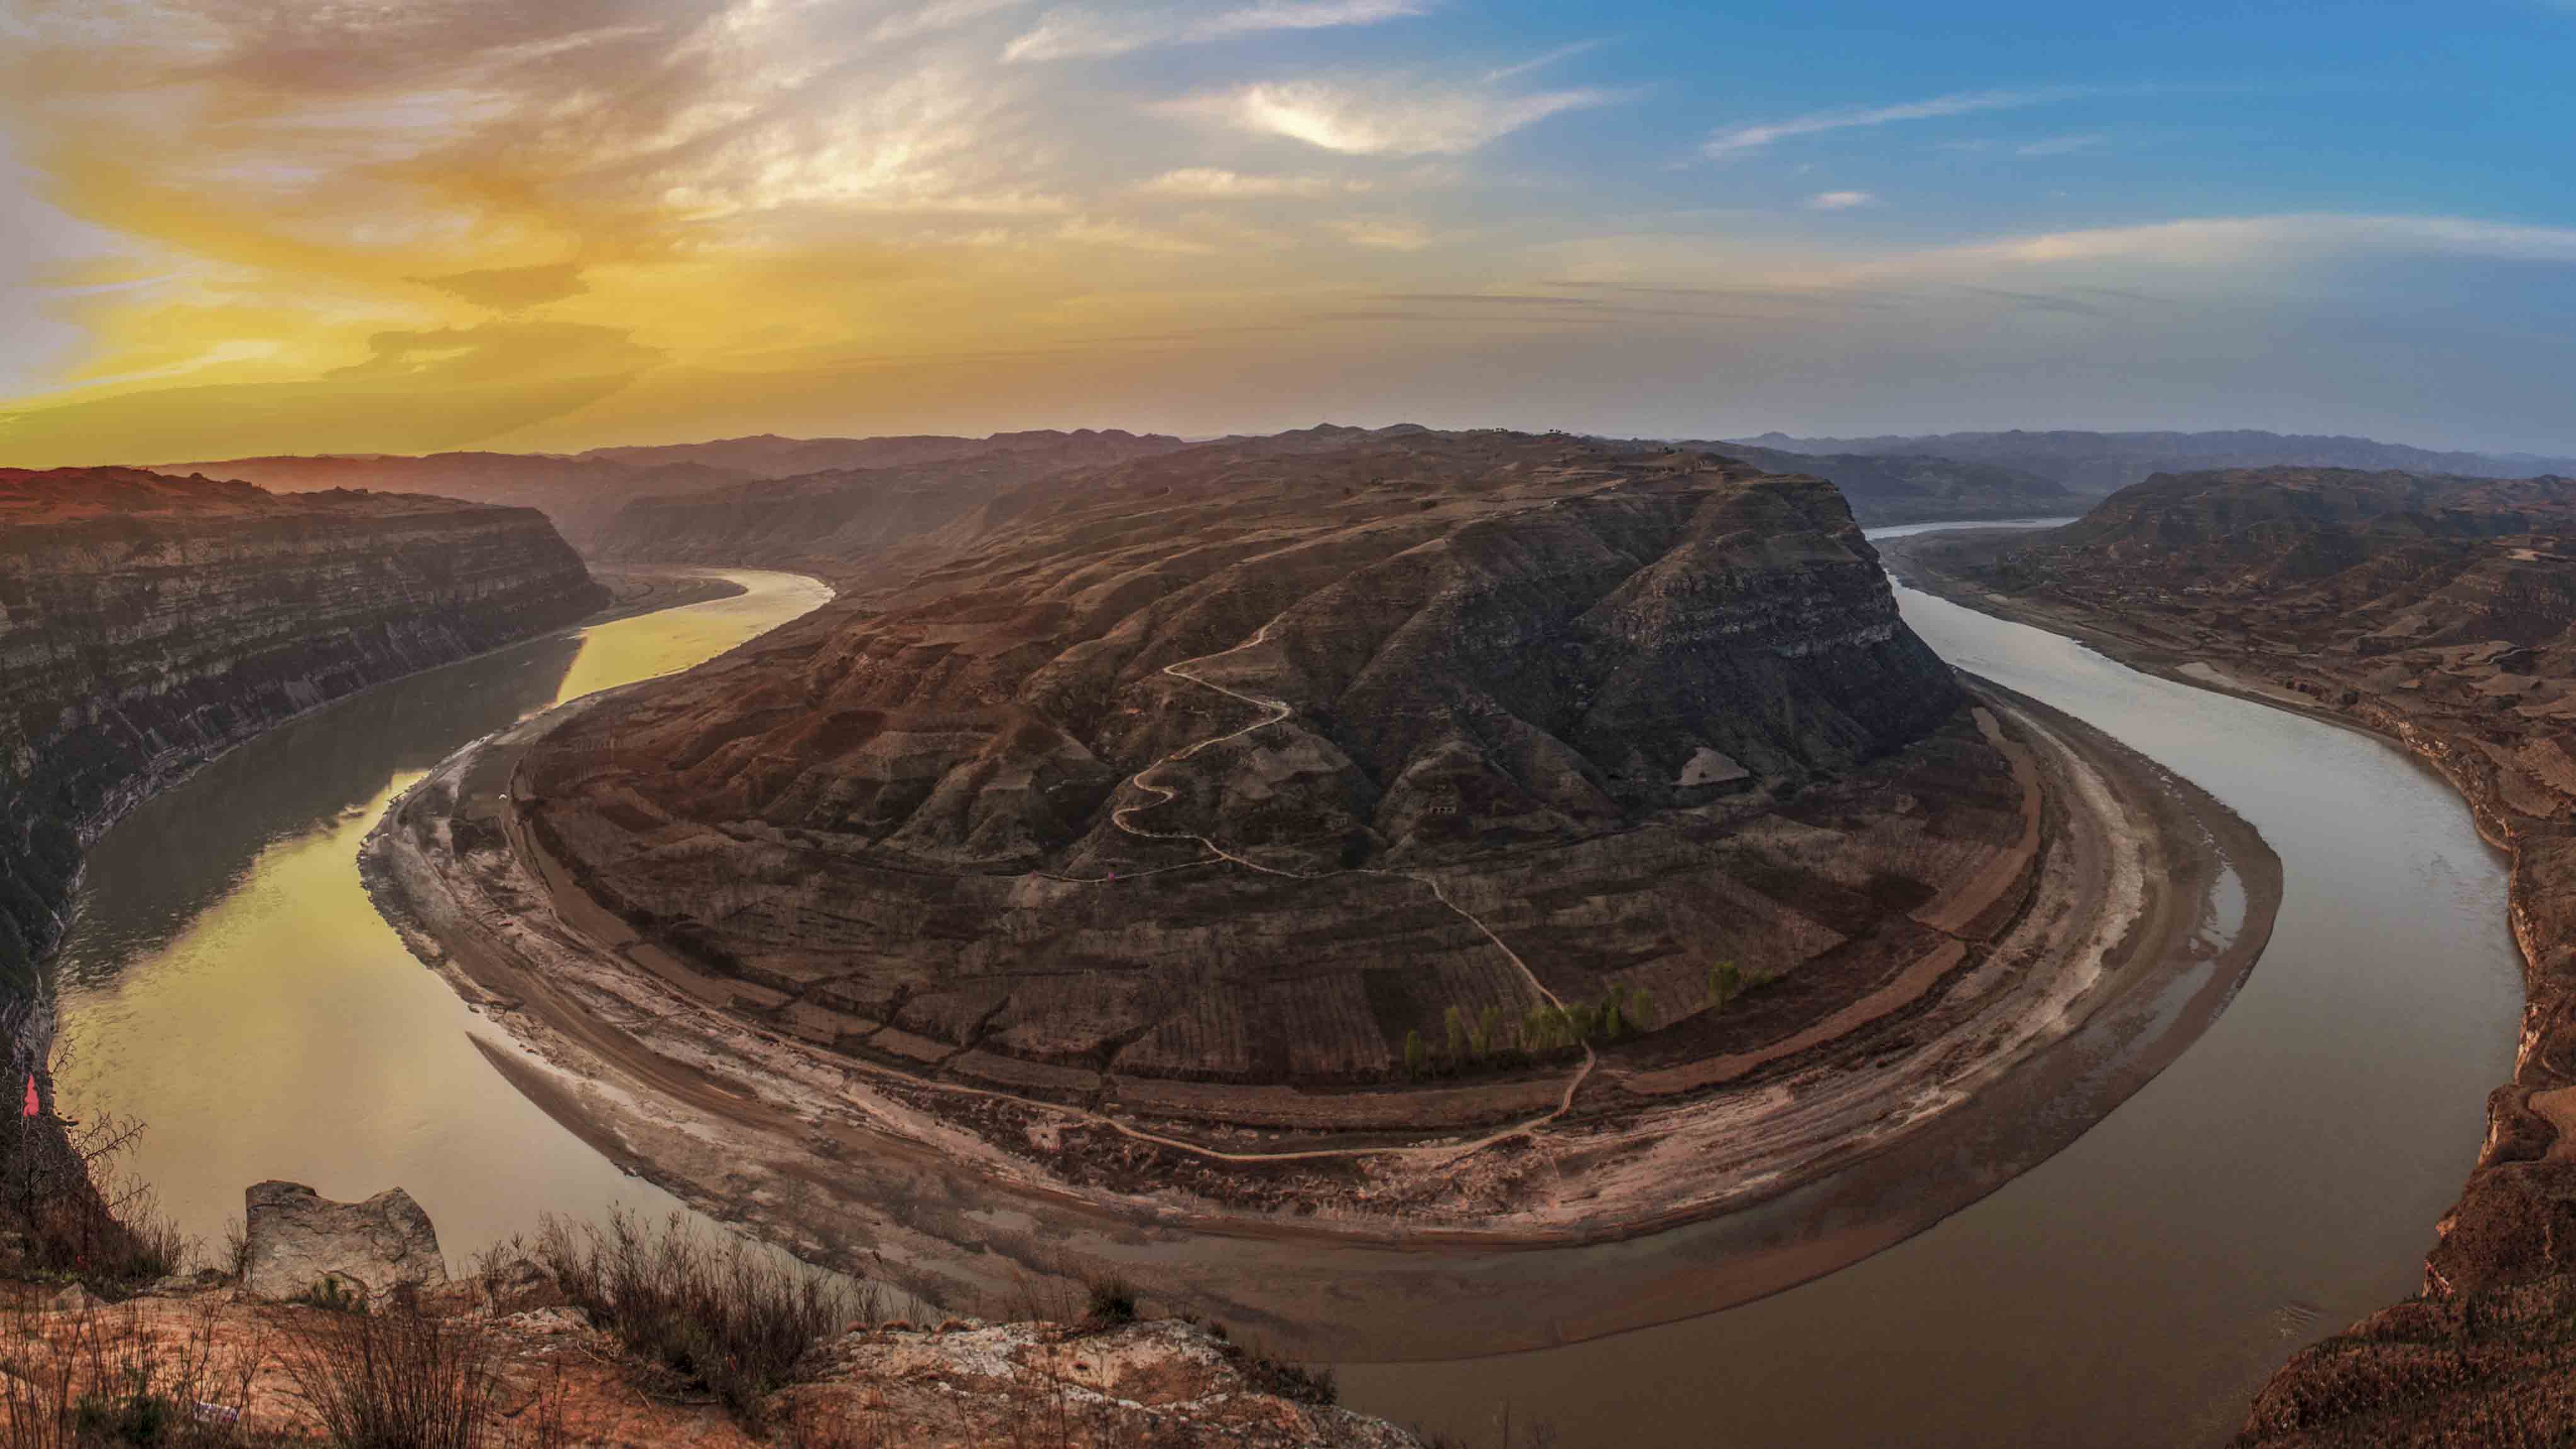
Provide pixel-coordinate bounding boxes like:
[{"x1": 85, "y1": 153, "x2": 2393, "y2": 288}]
[{"x1": 4, "y1": 0, "x2": 2575, "y2": 466}]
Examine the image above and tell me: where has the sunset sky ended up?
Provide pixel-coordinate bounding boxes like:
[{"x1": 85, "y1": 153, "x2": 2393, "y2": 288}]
[{"x1": 5, "y1": 0, "x2": 2575, "y2": 466}]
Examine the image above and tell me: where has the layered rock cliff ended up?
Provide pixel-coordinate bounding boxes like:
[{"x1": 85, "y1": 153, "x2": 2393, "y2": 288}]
[
  {"x1": 515, "y1": 431, "x2": 2008, "y2": 1105},
  {"x1": 0, "y1": 467, "x2": 607, "y2": 995}
]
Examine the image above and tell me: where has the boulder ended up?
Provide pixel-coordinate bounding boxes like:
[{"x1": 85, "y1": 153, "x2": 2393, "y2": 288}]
[{"x1": 241, "y1": 1181, "x2": 447, "y2": 1304}]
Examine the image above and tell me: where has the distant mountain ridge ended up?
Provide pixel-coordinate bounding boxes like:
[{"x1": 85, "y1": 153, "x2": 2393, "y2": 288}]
[
  {"x1": 1732, "y1": 429, "x2": 2576, "y2": 496},
  {"x1": 1674, "y1": 440, "x2": 2075, "y2": 525},
  {"x1": 577, "y1": 427, "x2": 1186, "y2": 479}
]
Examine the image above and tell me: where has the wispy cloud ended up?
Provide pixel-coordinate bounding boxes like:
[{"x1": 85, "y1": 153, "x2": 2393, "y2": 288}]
[
  {"x1": 1331, "y1": 216, "x2": 1435, "y2": 249},
  {"x1": 1055, "y1": 215, "x2": 1218, "y2": 252},
  {"x1": 1138, "y1": 167, "x2": 1355, "y2": 198},
  {"x1": 871, "y1": 0, "x2": 1035, "y2": 43},
  {"x1": 1703, "y1": 86, "x2": 2083, "y2": 158},
  {"x1": 1807, "y1": 190, "x2": 1874, "y2": 210},
  {"x1": 1174, "y1": 74, "x2": 1616, "y2": 155},
  {"x1": 1003, "y1": 0, "x2": 1427, "y2": 62},
  {"x1": 1485, "y1": 38, "x2": 1605, "y2": 84},
  {"x1": 2018, "y1": 133, "x2": 2105, "y2": 156}
]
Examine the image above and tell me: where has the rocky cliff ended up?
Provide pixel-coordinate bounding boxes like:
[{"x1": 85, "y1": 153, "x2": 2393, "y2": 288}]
[
  {"x1": 516, "y1": 431, "x2": 2010, "y2": 1109},
  {"x1": 0, "y1": 467, "x2": 607, "y2": 996}
]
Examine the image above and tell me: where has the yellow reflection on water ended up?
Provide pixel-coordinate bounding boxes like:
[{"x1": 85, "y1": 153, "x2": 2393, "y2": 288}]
[{"x1": 52, "y1": 570, "x2": 830, "y2": 1257}]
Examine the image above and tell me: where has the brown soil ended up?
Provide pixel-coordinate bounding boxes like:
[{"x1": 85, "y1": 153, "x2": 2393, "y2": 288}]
[{"x1": 0, "y1": 1269, "x2": 1411, "y2": 1448}]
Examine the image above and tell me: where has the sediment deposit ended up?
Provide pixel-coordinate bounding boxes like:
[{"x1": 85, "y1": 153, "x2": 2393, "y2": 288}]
[
  {"x1": 1874, "y1": 469, "x2": 2576, "y2": 1445},
  {"x1": 0, "y1": 467, "x2": 606, "y2": 997}
]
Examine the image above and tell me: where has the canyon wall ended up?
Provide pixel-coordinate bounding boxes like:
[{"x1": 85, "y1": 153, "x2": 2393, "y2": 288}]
[{"x1": 0, "y1": 467, "x2": 607, "y2": 997}]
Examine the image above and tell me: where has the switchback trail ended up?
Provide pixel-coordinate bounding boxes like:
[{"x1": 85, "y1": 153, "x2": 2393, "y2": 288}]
[{"x1": 1032, "y1": 616, "x2": 1599, "y2": 1164}]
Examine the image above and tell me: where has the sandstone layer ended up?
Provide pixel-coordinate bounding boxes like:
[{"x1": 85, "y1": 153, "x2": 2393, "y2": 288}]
[
  {"x1": 0, "y1": 466, "x2": 606, "y2": 999},
  {"x1": 1872, "y1": 468, "x2": 2576, "y2": 1444}
]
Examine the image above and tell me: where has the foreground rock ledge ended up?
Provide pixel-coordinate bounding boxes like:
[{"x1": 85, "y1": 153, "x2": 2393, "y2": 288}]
[{"x1": 5, "y1": 1246, "x2": 1414, "y2": 1448}]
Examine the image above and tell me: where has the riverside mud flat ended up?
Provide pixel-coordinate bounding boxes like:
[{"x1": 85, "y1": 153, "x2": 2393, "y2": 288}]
[{"x1": 364, "y1": 659, "x2": 2274, "y2": 1359}]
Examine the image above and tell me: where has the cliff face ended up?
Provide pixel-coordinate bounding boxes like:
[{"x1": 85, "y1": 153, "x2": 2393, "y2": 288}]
[
  {"x1": 0, "y1": 467, "x2": 607, "y2": 994},
  {"x1": 520, "y1": 432, "x2": 2003, "y2": 1097}
]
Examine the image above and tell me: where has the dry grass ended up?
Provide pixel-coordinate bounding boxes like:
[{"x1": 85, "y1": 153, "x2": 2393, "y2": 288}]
[
  {"x1": 532, "y1": 1210, "x2": 872, "y2": 1431},
  {"x1": 0, "y1": 1293, "x2": 272, "y2": 1449},
  {"x1": 281, "y1": 1293, "x2": 500, "y2": 1449}
]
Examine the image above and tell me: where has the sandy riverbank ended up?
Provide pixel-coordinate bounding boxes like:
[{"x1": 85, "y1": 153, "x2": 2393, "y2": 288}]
[{"x1": 358, "y1": 658, "x2": 2277, "y2": 1354}]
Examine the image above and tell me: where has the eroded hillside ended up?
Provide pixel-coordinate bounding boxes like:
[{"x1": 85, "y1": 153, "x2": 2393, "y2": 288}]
[{"x1": 516, "y1": 432, "x2": 2017, "y2": 1101}]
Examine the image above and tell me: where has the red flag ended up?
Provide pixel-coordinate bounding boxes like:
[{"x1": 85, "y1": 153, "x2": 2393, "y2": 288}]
[{"x1": 20, "y1": 1075, "x2": 35, "y2": 1118}]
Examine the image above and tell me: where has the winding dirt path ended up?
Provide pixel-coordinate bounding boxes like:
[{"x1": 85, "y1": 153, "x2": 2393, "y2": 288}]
[{"x1": 1055, "y1": 617, "x2": 1598, "y2": 1162}]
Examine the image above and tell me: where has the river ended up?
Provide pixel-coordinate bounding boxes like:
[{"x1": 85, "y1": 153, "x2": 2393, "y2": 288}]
[
  {"x1": 50, "y1": 541, "x2": 2521, "y2": 1447},
  {"x1": 51, "y1": 570, "x2": 834, "y2": 1257}
]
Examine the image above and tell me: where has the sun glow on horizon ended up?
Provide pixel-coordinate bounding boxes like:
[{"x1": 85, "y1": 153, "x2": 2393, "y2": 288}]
[{"x1": 6, "y1": 1, "x2": 2576, "y2": 463}]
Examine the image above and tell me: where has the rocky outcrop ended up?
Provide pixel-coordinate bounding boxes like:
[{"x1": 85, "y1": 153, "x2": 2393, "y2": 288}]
[
  {"x1": 3, "y1": 1196, "x2": 1417, "y2": 1449},
  {"x1": 514, "y1": 431, "x2": 2008, "y2": 1109},
  {"x1": 0, "y1": 467, "x2": 607, "y2": 995},
  {"x1": 241, "y1": 1180, "x2": 449, "y2": 1303}
]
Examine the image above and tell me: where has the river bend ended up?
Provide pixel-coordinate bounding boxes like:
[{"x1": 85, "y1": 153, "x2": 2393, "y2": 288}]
[{"x1": 49, "y1": 539, "x2": 2519, "y2": 1446}]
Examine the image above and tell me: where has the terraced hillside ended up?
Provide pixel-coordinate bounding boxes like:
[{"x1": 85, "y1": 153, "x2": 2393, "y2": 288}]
[{"x1": 512, "y1": 432, "x2": 2031, "y2": 1108}]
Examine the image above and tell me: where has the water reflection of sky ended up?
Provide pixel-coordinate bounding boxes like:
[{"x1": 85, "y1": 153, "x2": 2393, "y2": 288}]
[{"x1": 54, "y1": 571, "x2": 830, "y2": 1259}]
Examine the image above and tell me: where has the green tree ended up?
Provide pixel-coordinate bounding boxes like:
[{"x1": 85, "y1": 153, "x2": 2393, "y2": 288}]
[
  {"x1": 1707, "y1": 959, "x2": 1742, "y2": 1012},
  {"x1": 1404, "y1": 1029, "x2": 1428, "y2": 1079}
]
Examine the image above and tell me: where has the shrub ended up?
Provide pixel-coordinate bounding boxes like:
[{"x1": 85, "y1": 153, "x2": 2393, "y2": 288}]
[
  {"x1": 1082, "y1": 1276, "x2": 1137, "y2": 1329},
  {"x1": 283, "y1": 1297, "x2": 498, "y2": 1449},
  {"x1": 1, "y1": 1295, "x2": 265, "y2": 1449},
  {"x1": 534, "y1": 1210, "x2": 864, "y2": 1430}
]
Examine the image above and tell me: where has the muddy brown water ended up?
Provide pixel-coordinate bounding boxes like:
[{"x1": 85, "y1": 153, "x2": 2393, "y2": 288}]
[{"x1": 50, "y1": 537, "x2": 2521, "y2": 1446}]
